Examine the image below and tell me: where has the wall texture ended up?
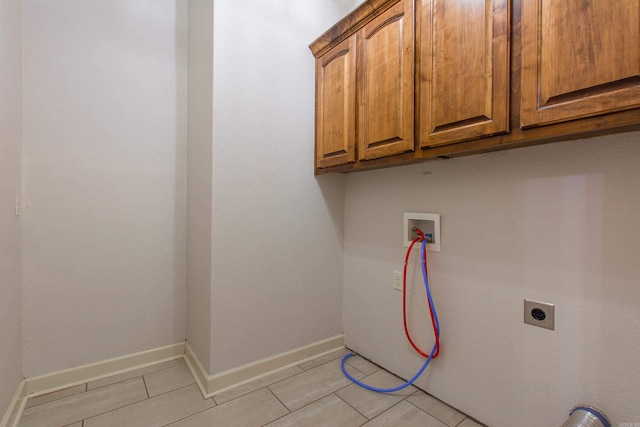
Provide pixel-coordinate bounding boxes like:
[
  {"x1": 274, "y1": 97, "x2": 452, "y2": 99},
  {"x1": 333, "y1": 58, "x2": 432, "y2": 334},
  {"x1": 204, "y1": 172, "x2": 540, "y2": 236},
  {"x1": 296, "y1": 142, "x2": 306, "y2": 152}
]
[
  {"x1": 344, "y1": 131, "x2": 640, "y2": 427},
  {"x1": 207, "y1": 0, "x2": 359, "y2": 373},
  {"x1": 186, "y1": 0, "x2": 214, "y2": 373},
  {"x1": 0, "y1": 0, "x2": 24, "y2": 417},
  {"x1": 21, "y1": 0, "x2": 188, "y2": 377}
]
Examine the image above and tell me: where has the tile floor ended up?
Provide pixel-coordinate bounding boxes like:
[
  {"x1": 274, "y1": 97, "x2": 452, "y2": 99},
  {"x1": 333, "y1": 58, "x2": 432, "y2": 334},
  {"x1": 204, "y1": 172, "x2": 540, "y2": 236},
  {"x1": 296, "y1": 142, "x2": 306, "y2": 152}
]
[{"x1": 18, "y1": 348, "x2": 485, "y2": 427}]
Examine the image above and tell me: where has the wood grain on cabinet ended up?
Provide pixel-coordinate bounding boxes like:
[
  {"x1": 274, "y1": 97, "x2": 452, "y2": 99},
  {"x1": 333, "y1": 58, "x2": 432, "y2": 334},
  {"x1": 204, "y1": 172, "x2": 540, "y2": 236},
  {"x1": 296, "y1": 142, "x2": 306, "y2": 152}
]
[
  {"x1": 315, "y1": 36, "x2": 357, "y2": 168},
  {"x1": 358, "y1": 0, "x2": 415, "y2": 160},
  {"x1": 520, "y1": 0, "x2": 640, "y2": 127},
  {"x1": 418, "y1": 0, "x2": 510, "y2": 147},
  {"x1": 310, "y1": 0, "x2": 640, "y2": 174}
]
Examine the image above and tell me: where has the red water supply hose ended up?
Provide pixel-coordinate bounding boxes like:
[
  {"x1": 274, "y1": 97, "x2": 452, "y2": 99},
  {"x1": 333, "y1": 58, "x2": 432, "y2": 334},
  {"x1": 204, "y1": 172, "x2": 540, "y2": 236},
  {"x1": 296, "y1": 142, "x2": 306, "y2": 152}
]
[{"x1": 402, "y1": 229, "x2": 440, "y2": 359}]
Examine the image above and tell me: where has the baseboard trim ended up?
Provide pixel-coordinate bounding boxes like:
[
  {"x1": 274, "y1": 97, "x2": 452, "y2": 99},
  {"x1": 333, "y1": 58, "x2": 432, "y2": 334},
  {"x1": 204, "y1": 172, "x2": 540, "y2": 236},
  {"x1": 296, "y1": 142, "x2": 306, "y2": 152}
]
[
  {"x1": 25, "y1": 342, "x2": 185, "y2": 397},
  {"x1": 10, "y1": 335, "x2": 345, "y2": 423},
  {"x1": 0, "y1": 380, "x2": 26, "y2": 427},
  {"x1": 184, "y1": 342, "x2": 210, "y2": 398},
  {"x1": 185, "y1": 334, "x2": 345, "y2": 398}
]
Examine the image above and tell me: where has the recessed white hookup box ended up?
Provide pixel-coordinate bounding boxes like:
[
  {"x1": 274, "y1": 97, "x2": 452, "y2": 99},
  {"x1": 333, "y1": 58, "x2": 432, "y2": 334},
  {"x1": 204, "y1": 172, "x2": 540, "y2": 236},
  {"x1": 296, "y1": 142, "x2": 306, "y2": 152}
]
[{"x1": 403, "y1": 212, "x2": 440, "y2": 252}]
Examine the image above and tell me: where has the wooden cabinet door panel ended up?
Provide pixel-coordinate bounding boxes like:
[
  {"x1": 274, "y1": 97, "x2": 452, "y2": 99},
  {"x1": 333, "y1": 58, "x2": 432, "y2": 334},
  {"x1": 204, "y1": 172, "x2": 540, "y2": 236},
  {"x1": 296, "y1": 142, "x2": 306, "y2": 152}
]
[
  {"x1": 316, "y1": 36, "x2": 357, "y2": 169},
  {"x1": 419, "y1": 0, "x2": 510, "y2": 147},
  {"x1": 521, "y1": 0, "x2": 640, "y2": 127},
  {"x1": 358, "y1": 0, "x2": 415, "y2": 161}
]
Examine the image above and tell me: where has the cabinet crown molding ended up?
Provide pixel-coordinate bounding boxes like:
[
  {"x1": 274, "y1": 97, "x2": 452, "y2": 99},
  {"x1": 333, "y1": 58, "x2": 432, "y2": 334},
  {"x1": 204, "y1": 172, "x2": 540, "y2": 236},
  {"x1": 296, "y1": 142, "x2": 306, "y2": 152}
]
[{"x1": 309, "y1": 0, "x2": 402, "y2": 57}]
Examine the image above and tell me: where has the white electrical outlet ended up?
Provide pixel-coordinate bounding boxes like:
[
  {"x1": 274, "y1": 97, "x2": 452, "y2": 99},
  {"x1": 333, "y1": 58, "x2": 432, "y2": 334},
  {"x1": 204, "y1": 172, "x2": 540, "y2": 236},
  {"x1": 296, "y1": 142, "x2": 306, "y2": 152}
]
[{"x1": 393, "y1": 271, "x2": 403, "y2": 291}]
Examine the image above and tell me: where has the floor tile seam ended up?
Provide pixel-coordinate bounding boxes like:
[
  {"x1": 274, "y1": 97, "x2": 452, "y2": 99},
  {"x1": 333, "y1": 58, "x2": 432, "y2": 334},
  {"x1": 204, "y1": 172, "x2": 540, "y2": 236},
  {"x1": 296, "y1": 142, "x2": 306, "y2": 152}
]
[
  {"x1": 21, "y1": 379, "x2": 144, "y2": 416},
  {"x1": 263, "y1": 361, "x2": 366, "y2": 403},
  {"x1": 255, "y1": 387, "x2": 293, "y2": 427},
  {"x1": 345, "y1": 355, "x2": 415, "y2": 386},
  {"x1": 155, "y1": 387, "x2": 289, "y2": 427},
  {"x1": 84, "y1": 361, "x2": 185, "y2": 392},
  {"x1": 265, "y1": 383, "x2": 296, "y2": 412},
  {"x1": 342, "y1": 361, "x2": 367, "y2": 379},
  {"x1": 21, "y1": 391, "x2": 150, "y2": 427},
  {"x1": 332, "y1": 391, "x2": 371, "y2": 421},
  {"x1": 344, "y1": 353, "x2": 385, "y2": 375},
  {"x1": 346, "y1": 353, "x2": 430, "y2": 393},
  {"x1": 346, "y1": 364, "x2": 382, "y2": 376},
  {"x1": 404, "y1": 398, "x2": 453, "y2": 425},
  {"x1": 344, "y1": 348, "x2": 385, "y2": 366},
  {"x1": 296, "y1": 353, "x2": 344, "y2": 371},
  {"x1": 331, "y1": 370, "x2": 370, "y2": 397},
  {"x1": 144, "y1": 374, "x2": 197, "y2": 398},
  {"x1": 265, "y1": 381, "x2": 357, "y2": 419},
  {"x1": 354, "y1": 366, "x2": 383, "y2": 376},
  {"x1": 139, "y1": 382, "x2": 210, "y2": 402},
  {"x1": 80, "y1": 377, "x2": 145, "y2": 396},
  {"x1": 420, "y1": 390, "x2": 461, "y2": 412},
  {"x1": 456, "y1": 417, "x2": 486, "y2": 427},
  {"x1": 267, "y1": 359, "x2": 367, "y2": 392},
  {"x1": 143, "y1": 365, "x2": 192, "y2": 385},
  {"x1": 368, "y1": 392, "x2": 419, "y2": 419},
  {"x1": 157, "y1": 403, "x2": 221, "y2": 427},
  {"x1": 72, "y1": 393, "x2": 150, "y2": 425},
  {"x1": 24, "y1": 383, "x2": 89, "y2": 410},
  {"x1": 365, "y1": 398, "x2": 425, "y2": 425},
  {"x1": 257, "y1": 353, "x2": 364, "y2": 409},
  {"x1": 409, "y1": 391, "x2": 467, "y2": 427},
  {"x1": 257, "y1": 391, "x2": 368, "y2": 427},
  {"x1": 407, "y1": 400, "x2": 469, "y2": 427},
  {"x1": 269, "y1": 375, "x2": 369, "y2": 415},
  {"x1": 346, "y1": 367, "x2": 419, "y2": 398},
  {"x1": 80, "y1": 383, "x2": 207, "y2": 425},
  {"x1": 212, "y1": 367, "x2": 305, "y2": 406},
  {"x1": 142, "y1": 375, "x2": 151, "y2": 399},
  {"x1": 265, "y1": 374, "x2": 298, "y2": 392}
]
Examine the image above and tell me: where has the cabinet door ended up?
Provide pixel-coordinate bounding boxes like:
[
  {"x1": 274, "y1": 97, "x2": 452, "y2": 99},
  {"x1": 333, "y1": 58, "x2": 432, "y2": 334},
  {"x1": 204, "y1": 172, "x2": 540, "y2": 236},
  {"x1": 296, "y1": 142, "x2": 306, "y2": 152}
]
[
  {"x1": 358, "y1": 0, "x2": 415, "y2": 161},
  {"x1": 315, "y1": 36, "x2": 357, "y2": 169},
  {"x1": 419, "y1": 0, "x2": 510, "y2": 147},
  {"x1": 521, "y1": 0, "x2": 640, "y2": 128}
]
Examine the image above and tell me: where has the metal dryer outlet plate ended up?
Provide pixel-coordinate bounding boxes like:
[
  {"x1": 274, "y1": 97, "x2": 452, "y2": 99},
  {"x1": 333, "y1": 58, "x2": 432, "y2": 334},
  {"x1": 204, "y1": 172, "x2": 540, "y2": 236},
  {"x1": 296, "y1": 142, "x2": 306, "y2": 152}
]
[{"x1": 524, "y1": 299, "x2": 555, "y2": 330}]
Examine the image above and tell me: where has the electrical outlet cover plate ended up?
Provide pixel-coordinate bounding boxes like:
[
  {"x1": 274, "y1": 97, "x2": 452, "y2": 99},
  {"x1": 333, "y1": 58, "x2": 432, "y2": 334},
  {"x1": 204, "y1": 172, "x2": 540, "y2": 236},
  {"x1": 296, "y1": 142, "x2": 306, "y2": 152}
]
[
  {"x1": 393, "y1": 271, "x2": 402, "y2": 291},
  {"x1": 404, "y1": 212, "x2": 440, "y2": 251},
  {"x1": 524, "y1": 299, "x2": 555, "y2": 330}
]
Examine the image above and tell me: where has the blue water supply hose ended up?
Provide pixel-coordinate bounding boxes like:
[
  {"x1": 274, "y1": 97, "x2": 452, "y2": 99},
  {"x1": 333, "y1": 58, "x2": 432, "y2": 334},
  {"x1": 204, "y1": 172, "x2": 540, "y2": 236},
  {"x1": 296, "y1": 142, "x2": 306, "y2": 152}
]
[{"x1": 341, "y1": 239, "x2": 440, "y2": 392}]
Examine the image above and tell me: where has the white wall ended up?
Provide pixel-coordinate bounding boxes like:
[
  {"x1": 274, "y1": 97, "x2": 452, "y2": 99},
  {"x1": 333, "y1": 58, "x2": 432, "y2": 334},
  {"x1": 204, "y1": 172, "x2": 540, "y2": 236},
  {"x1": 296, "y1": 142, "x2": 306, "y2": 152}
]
[
  {"x1": 186, "y1": 0, "x2": 214, "y2": 373},
  {"x1": 22, "y1": 0, "x2": 188, "y2": 377},
  {"x1": 207, "y1": 0, "x2": 361, "y2": 373},
  {"x1": 0, "y1": 0, "x2": 24, "y2": 417},
  {"x1": 344, "y1": 131, "x2": 640, "y2": 427}
]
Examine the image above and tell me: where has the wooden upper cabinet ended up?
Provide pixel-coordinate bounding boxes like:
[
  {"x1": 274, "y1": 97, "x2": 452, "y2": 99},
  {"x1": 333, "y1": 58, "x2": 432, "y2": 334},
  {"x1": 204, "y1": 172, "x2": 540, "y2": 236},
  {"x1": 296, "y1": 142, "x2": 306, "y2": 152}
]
[
  {"x1": 521, "y1": 0, "x2": 640, "y2": 128},
  {"x1": 418, "y1": 0, "x2": 510, "y2": 148},
  {"x1": 315, "y1": 36, "x2": 357, "y2": 169},
  {"x1": 310, "y1": 0, "x2": 639, "y2": 173},
  {"x1": 358, "y1": 0, "x2": 415, "y2": 160}
]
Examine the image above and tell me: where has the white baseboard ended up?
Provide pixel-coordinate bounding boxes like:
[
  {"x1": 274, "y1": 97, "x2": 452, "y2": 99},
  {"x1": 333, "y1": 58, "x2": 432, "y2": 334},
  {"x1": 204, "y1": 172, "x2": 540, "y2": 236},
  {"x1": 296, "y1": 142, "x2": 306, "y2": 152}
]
[
  {"x1": 6, "y1": 335, "x2": 345, "y2": 426},
  {"x1": 25, "y1": 342, "x2": 185, "y2": 397},
  {"x1": 0, "y1": 380, "x2": 26, "y2": 427},
  {"x1": 185, "y1": 335, "x2": 345, "y2": 398},
  {"x1": 184, "y1": 342, "x2": 210, "y2": 398}
]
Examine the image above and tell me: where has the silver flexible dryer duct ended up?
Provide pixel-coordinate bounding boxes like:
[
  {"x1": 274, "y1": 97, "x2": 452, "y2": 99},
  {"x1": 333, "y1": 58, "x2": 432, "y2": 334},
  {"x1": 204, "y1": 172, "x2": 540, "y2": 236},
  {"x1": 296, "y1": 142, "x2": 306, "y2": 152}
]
[{"x1": 559, "y1": 406, "x2": 611, "y2": 427}]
